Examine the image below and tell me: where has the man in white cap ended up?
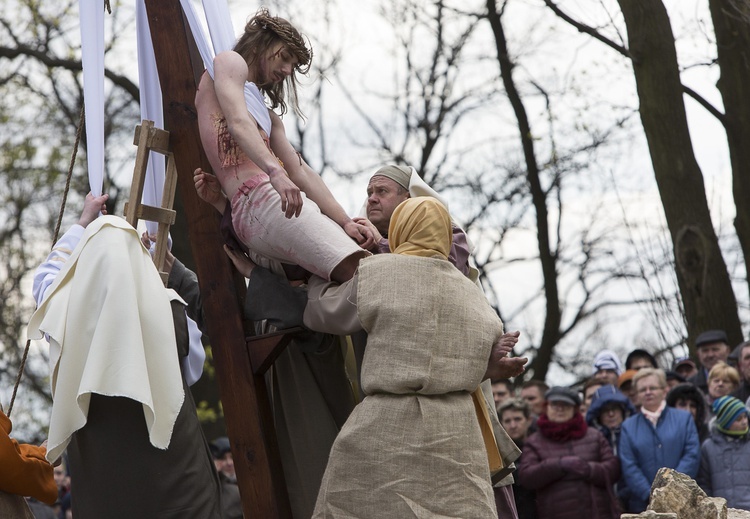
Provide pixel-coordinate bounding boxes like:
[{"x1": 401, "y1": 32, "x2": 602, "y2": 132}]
[
  {"x1": 592, "y1": 350, "x2": 624, "y2": 386},
  {"x1": 355, "y1": 164, "x2": 473, "y2": 277}
]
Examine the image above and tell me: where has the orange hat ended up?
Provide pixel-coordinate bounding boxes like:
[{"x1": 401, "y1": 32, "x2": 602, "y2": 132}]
[{"x1": 618, "y1": 369, "x2": 638, "y2": 388}]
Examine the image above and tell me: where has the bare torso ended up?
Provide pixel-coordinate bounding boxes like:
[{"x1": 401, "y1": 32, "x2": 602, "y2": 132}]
[{"x1": 195, "y1": 72, "x2": 270, "y2": 200}]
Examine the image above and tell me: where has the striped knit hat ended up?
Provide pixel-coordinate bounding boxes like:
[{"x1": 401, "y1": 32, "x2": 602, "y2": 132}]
[{"x1": 713, "y1": 395, "x2": 748, "y2": 435}]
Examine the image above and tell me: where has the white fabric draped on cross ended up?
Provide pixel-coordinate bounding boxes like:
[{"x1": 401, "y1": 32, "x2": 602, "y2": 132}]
[{"x1": 80, "y1": 0, "x2": 270, "y2": 238}]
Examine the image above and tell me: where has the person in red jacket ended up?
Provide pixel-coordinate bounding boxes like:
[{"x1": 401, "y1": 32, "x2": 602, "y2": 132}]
[
  {"x1": 0, "y1": 408, "x2": 57, "y2": 508},
  {"x1": 517, "y1": 386, "x2": 621, "y2": 519}
]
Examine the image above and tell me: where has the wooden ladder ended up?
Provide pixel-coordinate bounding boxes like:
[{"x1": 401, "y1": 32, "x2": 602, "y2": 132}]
[{"x1": 123, "y1": 119, "x2": 178, "y2": 283}]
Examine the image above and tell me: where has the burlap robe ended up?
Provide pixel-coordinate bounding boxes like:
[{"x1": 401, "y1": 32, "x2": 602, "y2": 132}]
[{"x1": 313, "y1": 255, "x2": 502, "y2": 518}]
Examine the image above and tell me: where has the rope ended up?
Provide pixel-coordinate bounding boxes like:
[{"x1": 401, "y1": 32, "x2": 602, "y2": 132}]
[{"x1": 7, "y1": 104, "x2": 85, "y2": 418}]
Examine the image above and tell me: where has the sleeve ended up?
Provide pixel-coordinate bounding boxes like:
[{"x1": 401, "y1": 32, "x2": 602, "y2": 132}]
[
  {"x1": 376, "y1": 238, "x2": 390, "y2": 255},
  {"x1": 515, "y1": 436, "x2": 566, "y2": 490},
  {"x1": 449, "y1": 225, "x2": 471, "y2": 277},
  {"x1": 244, "y1": 266, "x2": 308, "y2": 329},
  {"x1": 0, "y1": 413, "x2": 57, "y2": 505},
  {"x1": 618, "y1": 421, "x2": 652, "y2": 503},
  {"x1": 303, "y1": 274, "x2": 362, "y2": 335},
  {"x1": 167, "y1": 258, "x2": 206, "y2": 332},
  {"x1": 695, "y1": 442, "x2": 713, "y2": 496},
  {"x1": 675, "y1": 414, "x2": 701, "y2": 478},
  {"x1": 32, "y1": 224, "x2": 85, "y2": 306},
  {"x1": 588, "y1": 432, "x2": 621, "y2": 486},
  {"x1": 182, "y1": 315, "x2": 206, "y2": 386}
]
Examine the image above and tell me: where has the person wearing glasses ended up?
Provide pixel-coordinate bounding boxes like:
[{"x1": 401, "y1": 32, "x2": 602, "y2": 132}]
[{"x1": 618, "y1": 368, "x2": 700, "y2": 513}]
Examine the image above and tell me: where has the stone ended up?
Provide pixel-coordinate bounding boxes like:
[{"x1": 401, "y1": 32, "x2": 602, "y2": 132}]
[
  {"x1": 728, "y1": 509, "x2": 750, "y2": 519},
  {"x1": 647, "y1": 467, "x2": 727, "y2": 519}
]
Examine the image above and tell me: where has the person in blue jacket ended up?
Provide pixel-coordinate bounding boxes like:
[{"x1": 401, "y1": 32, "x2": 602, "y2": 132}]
[{"x1": 618, "y1": 368, "x2": 700, "y2": 513}]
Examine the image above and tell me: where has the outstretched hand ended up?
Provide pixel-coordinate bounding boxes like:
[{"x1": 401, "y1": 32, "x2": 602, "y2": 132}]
[
  {"x1": 268, "y1": 170, "x2": 303, "y2": 218},
  {"x1": 77, "y1": 192, "x2": 109, "y2": 228},
  {"x1": 224, "y1": 244, "x2": 257, "y2": 278},
  {"x1": 484, "y1": 330, "x2": 528, "y2": 380}
]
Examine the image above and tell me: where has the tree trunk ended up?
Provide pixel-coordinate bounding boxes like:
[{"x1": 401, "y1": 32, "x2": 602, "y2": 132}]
[
  {"x1": 617, "y1": 0, "x2": 742, "y2": 349},
  {"x1": 486, "y1": 0, "x2": 562, "y2": 382},
  {"x1": 708, "y1": 0, "x2": 750, "y2": 304}
]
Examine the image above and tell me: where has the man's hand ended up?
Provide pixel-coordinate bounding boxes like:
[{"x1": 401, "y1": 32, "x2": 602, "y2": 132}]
[
  {"x1": 194, "y1": 168, "x2": 226, "y2": 208},
  {"x1": 267, "y1": 169, "x2": 303, "y2": 218},
  {"x1": 484, "y1": 330, "x2": 527, "y2": 380},
  {"x1": 344, "y1": 220, "x2": 376, "y2": 250},
  {"x1": 352, "y1": 217, "x2": 382, "y2": 251},
  {"x1": 141, "y1": 232, "x2": 176, "y2": 274},
  {"x1": 224, "y1": 244, "x2": 257, "y2": 278},
  {"x1": 77, "y1": 192, "x2": 109, "y2": 228}
]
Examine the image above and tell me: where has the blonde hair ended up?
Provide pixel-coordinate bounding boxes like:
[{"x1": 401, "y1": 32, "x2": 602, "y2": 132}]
[
  {"x1": 233, "y1": 7, "x2": 312, "y2": 117},
  {"x1": 633, "y1": 367, "x2": 667, "y2": 389},
  {"x1": 708, "y1": 362, "x2": 740, "y2": 387}
]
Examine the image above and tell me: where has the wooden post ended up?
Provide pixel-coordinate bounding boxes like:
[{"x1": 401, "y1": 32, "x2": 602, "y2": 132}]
[{"x1": 142, "y1": 1, "x2": 292, "y2": 517}]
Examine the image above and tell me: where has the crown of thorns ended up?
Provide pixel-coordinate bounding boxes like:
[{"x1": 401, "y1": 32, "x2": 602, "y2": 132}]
[{"x1": 253, "y1": 8, "x2": 312, "y2": 73}]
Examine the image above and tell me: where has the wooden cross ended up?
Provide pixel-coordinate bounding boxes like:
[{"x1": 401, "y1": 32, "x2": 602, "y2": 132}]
[{"x1": 142, "y1": 2, "x2": 300, "y2": 516}]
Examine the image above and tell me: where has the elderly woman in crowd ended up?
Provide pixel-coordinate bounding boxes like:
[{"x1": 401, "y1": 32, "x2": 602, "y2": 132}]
[
  {"x1": 619, "y1": 368, "x2": 700, "y2": 513},
  {"x1": 706, "y1": 362, "x2": 740, "y2": 408},
  {"x1": 517, "y1": 386, "x2": 620, "y2": 519}
]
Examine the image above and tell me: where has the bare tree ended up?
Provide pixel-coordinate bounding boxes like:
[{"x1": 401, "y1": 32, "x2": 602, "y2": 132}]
[{"x1": 708, "y1": 0, "x2": 750, "y2": 303}]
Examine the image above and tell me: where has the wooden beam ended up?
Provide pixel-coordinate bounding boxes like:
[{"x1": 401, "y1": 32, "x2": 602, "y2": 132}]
[{"x1": 142, "y1": 2, "x2": 292, "y2": 517}]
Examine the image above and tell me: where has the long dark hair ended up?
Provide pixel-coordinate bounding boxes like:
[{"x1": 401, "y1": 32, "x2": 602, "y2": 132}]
[{"x1": 233, "y1": 7, "x2": 312, "y2": 117}]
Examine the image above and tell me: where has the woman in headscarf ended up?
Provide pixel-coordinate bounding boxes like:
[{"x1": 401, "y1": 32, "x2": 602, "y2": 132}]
[{"x1": 305, "y1": 197, "x2": 526, "y2": 519}]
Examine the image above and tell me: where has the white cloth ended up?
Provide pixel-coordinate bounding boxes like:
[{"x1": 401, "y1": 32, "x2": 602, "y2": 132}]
[
  {"x1": 78, "y1": 0, "x2": 104, "y2": 196},
  {"x1": 32, "y1": 224, "x2": 205, "y2": 386},
  {"x1": 28, "y1": 217, "x2": 186, "y2": 463},
  {"x1": 180, "y1": 0, "x2": 272, "y2": 135}
]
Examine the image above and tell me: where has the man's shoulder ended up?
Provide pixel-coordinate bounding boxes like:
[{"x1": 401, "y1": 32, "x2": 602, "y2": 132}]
[{"x1": 214, "y1": 50, "x2": 246, "y2": 69}]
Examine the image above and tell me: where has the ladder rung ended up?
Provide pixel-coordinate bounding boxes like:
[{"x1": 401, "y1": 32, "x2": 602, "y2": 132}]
[
  {"x1": 133, "y1": 124, "x2": 171, "y2": 155},
  {"x1": 124, "y1": 202, "x2": 177, "y2": 225}
]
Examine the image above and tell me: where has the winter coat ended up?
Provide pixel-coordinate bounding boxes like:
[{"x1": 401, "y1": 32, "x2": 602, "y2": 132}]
[
  {"x1": 619, "y1": 407, "x2": 700, "y2": 512},
  {"x1": 517, "y1": 426, "x2": 620, "y2": 519},
  {"x1": 697, "y1": 427, "x2": 750, "y2": 511}
]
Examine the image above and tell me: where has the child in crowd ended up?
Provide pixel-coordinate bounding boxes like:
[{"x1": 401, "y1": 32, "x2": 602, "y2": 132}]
[{"x1": 696, "y1": 395, "x2": 750, "y2": 511}]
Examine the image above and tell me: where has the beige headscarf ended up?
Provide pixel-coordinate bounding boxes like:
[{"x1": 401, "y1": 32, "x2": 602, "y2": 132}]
[
  {"x1": 388, "y1": 197, "x2": 452, "y2": 259},
  {"x1": 371, "y1": 165, "x2": 411, "y2": 191}
]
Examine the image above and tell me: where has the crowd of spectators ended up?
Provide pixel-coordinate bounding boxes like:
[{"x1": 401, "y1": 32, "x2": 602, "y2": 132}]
[{"x1": 493, "y1": 329, "x2": 750, "y2": 518}]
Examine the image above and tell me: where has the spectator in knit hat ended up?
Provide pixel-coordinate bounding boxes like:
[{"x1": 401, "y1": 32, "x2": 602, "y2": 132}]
[
  {"x1": 696, "y1": 396, "x2": 750, "y2": 511},
  {"x1": 518, "y1": 387, "x2": 620, "y2": 519},
  {"x1": 666, "y1": 383, "x2": 710, "y2": 443},
  {"x1": 592, "y1": 350, "x2": 623, "y2": 386}
]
